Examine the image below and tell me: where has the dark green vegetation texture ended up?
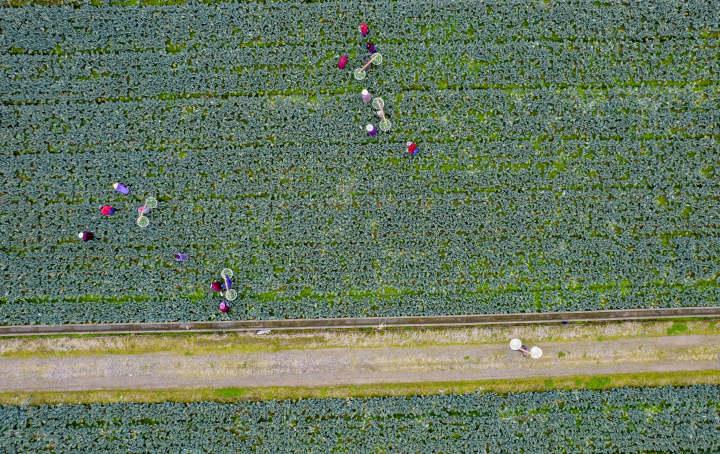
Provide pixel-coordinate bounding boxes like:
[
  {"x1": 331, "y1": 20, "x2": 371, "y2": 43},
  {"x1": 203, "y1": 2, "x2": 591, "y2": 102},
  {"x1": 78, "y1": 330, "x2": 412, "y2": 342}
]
[
  {"x1": 1, "y1": 1, "x2": 719, "y2": 324},
  {"x1": 1, "y1": 386, "x2": 719, "y2": 452}
]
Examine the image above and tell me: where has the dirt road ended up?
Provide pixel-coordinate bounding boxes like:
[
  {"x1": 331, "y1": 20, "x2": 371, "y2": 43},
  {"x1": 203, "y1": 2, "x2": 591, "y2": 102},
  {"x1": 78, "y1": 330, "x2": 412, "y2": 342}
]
[{"x1": 1, "y1": 334, "x2": 718, "y2": 392}]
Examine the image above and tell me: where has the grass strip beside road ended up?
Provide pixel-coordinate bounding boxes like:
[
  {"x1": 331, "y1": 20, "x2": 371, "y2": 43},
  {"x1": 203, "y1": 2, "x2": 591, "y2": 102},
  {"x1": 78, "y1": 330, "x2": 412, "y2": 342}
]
[
  {"x1": 1, "y1": 370, "x2": 719, "y2": 406},
  {"x1": 1, "y1": 319, "x2": 718, "y2": 359}
]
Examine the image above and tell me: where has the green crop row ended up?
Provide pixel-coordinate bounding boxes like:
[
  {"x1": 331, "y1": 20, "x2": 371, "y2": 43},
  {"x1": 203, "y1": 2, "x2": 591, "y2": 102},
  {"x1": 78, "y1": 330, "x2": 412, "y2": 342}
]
[
  {"x1": 1, "y1": 385, "x2": 719, "y2": 452},
  {"x1": 0, "y1": 0, "x2": 718, "y2": 324}
]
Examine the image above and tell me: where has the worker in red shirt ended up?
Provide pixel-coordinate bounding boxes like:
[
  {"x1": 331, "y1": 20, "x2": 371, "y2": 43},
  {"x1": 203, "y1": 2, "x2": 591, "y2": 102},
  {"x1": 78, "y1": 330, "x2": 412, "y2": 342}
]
[
  {"x1": 100, "y1": 205, "x2": 117, "y2": 216},
  {"x1": 407, "y1": 142, "x2": 418, "y2": 156}
]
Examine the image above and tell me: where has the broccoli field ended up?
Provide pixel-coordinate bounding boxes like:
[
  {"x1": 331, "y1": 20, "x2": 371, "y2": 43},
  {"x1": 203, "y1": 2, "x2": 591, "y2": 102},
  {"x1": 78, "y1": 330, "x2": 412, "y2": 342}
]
[
  {"x1": 1, "y1": 0, "x2": 719, "y2": 324},
  {"x1": 2, "y1": 386, "x2": 719, "y2": 452}
]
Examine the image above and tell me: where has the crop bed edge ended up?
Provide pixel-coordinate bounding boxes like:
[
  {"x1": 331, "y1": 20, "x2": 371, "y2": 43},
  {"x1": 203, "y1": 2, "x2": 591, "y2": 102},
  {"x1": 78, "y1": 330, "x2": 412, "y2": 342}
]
[{"x1": 1, "y1": 307, "x2": 719, "y2": 336}]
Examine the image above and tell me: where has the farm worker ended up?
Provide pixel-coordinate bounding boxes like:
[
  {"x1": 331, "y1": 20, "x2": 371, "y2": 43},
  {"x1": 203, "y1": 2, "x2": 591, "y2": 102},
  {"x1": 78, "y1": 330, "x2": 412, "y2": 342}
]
[
  {"x1": 407, "y1": 142, "x2": 418, "y2": 156},
  {"x1": 219, "y1": 301, "x2": 230, "y2": 313},
  {"x1": 366, "y1": 124, "x2": 377, "y2": 137},
  {"x1": 112, "y1": 182, "x2": 130, "y2": 195},
  {"x1": 174, "y1": 252, "x2": 189, "y2": 262},
  {"x1": 337, "y1": 54, "x2": 349, "y2": 69},
  {"x1": 361, "y1": 89, "x2": 372, "y2": 103},
  {"x1": 78, "y1": 231, "x2": 94, "y2": 241},
  {"x1": 359, "y1": 22, "x2": 369, "y2": 37},
  {"x1": 210, "y1": 281, "x2": 223, "y2": 293},
  {"x1": 100, "y1": 205, "x2": 117, "y2": 216},
  {"x1": 366, "y1": 42, "x2": 377, "y2": 53}
]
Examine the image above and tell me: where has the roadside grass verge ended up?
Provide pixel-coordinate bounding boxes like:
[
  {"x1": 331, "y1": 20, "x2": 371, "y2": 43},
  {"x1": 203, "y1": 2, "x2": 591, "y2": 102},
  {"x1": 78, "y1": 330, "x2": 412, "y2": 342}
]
[{"x1": 1, "y1": 319, "x2": 718, "y2": 359}]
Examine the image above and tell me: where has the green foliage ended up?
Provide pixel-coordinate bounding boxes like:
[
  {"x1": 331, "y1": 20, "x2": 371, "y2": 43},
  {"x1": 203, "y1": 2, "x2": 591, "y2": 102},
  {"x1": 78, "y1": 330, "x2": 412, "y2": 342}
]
[
  {"x1": 667, "y1": 321, "x2": 689, "y2": 336},
  {"x1": 700, "y1": 165, "x2": 716, "y2": 179},
  {"x1": 0, "y1": 386, "x2": 719, "y2": 451},
  {"x1": 0, "y1": 1, "x2": 718, "y2": 324},
  {"x1": 164, "y1": 39, "x2": 186, "y2": 54},
  {"x1": 586, "y1": 375, "x2": 612, "y2": 389}
]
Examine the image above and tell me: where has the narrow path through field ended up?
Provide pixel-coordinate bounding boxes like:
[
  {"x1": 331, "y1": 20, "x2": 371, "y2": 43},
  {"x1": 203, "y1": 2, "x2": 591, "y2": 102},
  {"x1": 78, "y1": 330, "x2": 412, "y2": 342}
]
[{"x1": 1, "y1": 335, "x2": 718, "y2": 392}]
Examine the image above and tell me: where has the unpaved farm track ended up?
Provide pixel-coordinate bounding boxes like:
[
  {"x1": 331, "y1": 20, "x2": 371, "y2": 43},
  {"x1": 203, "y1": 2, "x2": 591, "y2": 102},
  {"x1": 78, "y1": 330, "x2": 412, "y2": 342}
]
[
  {"x1": 1, "y1": 334, "x2": 718, "y2": 392},
  {"x1": 2, "y1": 307, "x2": 720, "y2": 337}
]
